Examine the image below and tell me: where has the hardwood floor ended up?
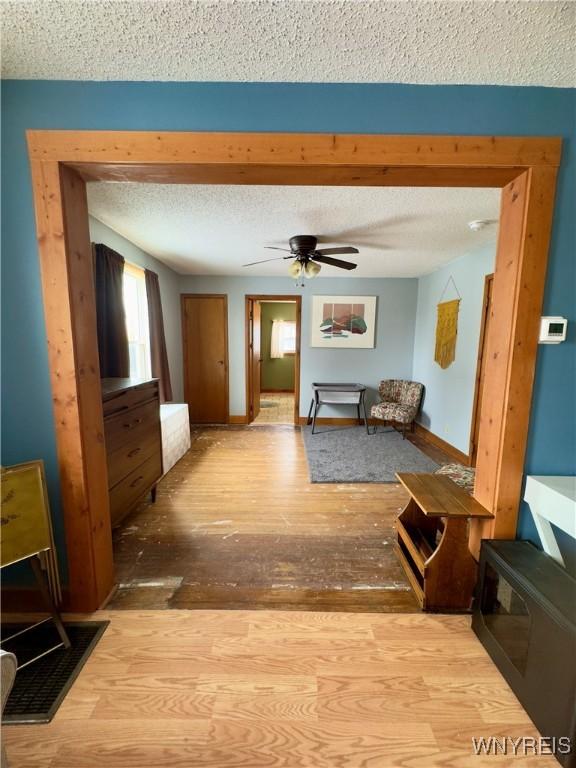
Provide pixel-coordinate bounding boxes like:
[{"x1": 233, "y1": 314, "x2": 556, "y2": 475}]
[
  {"x1": 108, "y1": 425, "x2": 453, "y2": 611},
  {"x1": 3, "y1": 609, "x2": 554, "y2": 767}
]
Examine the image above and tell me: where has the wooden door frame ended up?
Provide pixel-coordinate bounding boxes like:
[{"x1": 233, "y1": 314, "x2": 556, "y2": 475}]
[
  {"x1": 245, "y1": 295, "x2": 302, "y2": 426},
  {"x1": 469, "y1": 274, "x2": 495, "y2": 467},
  {"x1": 180, "y1": 293, "x2": 229, "y2": 425},
  {"x1": 26, "y1": 130, "x2": 561, "y2": 609}
]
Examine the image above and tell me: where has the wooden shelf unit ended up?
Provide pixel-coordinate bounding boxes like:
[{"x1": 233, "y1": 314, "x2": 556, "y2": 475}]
[{"x1": 395, "y1": 473, "x2": 494, "y2": 612}]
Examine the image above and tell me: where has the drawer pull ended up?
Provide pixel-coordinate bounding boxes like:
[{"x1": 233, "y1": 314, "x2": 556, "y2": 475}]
[
  {"x1": 129, "y1": 475, "x2": 144, "y2": 488},
  {"x1": 122, "y1": 417, "x2": 143, "y2": 429},
  {"x1": 127, "y1": 447, "x2": 141, "y2": 458}
]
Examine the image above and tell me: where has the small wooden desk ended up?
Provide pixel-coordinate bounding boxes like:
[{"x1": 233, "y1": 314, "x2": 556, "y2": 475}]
[{"x1": 395, "y1": 473, "x2": 493, "y2": 612}]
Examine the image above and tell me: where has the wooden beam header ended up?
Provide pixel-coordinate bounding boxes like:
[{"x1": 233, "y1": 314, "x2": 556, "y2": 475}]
[{"x1": 27, "y1": 131, "x2": 562, "y2": 171}]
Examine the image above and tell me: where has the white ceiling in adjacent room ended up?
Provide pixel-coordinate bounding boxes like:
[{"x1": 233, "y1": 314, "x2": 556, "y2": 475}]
[
  {"x1": 87, "y1": 183, "x2": 500, "y2": 278},
  {"x1": 2, "y1": 0, "x2": 574, "y2": 86}
]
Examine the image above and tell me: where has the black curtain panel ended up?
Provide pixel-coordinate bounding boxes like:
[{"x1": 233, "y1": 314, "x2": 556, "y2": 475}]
[
  {"x1": 145, "y1": 269, "x2": 173, "y2": 403},
  {"x1": 93, "y1": 243, "x2": 130, "y2": 379}
]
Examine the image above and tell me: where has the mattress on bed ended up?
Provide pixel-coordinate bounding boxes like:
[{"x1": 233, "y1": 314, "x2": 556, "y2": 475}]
[{"x1": 160, "y1": 403, "x2": 191, "y2": 475}]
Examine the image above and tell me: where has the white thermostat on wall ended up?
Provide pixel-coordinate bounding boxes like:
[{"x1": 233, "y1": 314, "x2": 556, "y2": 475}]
[{"x1": 539, "y1": 316, "x2": 567, "y2": 344}]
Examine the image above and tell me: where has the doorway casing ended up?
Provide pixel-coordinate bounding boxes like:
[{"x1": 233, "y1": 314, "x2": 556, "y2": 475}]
[
  {"x1": 469, "y1": 273, "x2": 495, "y2": 467},
  {"x1": 26, "y1": 130, "x2": 561, "y2": 610},
  {"x1": 245, "y1": 295, "x2": 302, "y2": 426}
]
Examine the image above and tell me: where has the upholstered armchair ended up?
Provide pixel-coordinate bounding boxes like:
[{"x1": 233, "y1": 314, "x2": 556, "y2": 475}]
[{"x1": 371, "y1": 380, "x2": 424, "y2": 438}]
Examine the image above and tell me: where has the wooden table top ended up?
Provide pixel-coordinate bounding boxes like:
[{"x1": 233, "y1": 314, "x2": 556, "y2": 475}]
[
  {"x1": 101, "y1": 377, "x2": 158, "y2": 397},
  {"x1": 396, "y1": 472, "x2": 493, "y2": 519},
  {"x1": 311, "y1": 383, "x2": 366, "y2": 392}
]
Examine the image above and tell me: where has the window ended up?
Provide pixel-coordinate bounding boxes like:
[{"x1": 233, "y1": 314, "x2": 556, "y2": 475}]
[
  {"x1": 270, "y1": 319, "x2": 297, "y2": 358},
  {"x1": 123, "y1": 262, "x2": 151, "y2": 379},
  {"x1": 280, "y1": 321, "x2": 297, "y2": 355}
]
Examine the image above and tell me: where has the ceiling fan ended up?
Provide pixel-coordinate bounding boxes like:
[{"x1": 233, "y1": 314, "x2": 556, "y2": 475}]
[{"x1": 242, "y1": 235, "x2": 359, "y2": 279}]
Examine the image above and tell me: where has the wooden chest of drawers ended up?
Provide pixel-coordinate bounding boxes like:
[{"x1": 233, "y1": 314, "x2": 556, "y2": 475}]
[{"x1": 102, "y1": 378, "x2": 163, "y2": 527}]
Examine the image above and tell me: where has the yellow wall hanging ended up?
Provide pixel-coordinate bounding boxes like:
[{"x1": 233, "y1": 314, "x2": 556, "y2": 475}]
[{"x1": 434, "y1": 276, "x2": 461, "y2": 369}]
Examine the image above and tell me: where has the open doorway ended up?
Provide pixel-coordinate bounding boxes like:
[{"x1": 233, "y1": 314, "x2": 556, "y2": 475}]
[
  {"x1": 26, "y1": 131, "x2": 560, "y2": 611},
  {"x1": 245, "y1": 295, "x2": 301, "y2": 426}
]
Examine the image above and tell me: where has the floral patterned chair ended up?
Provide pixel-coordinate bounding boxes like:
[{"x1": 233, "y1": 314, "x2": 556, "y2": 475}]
[
  {"x1": 371, "y1": 380, "x2": 424, "y2": 438},
  {"x1": 435, "y1": 463, "x2": 476, "y2": 495}
]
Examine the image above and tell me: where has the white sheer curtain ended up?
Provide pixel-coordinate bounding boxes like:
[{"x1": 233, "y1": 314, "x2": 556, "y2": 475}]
[{"x1": 270, "y1": 319, "x2": 285, "y2": 359}]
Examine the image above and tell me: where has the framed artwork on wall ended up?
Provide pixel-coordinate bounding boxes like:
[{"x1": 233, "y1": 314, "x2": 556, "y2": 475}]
[{"x1": 311, "y1": 295, "x2": 377, "y2": 348}]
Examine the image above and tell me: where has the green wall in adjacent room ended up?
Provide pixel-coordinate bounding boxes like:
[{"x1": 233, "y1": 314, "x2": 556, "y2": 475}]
[{"x1": 260, "y1": 302, "x2": 296, "y2": 392}]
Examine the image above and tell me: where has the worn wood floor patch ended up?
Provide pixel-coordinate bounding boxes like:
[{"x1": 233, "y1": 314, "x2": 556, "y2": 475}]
[{"x1": 107, "y1": 426, "x2": 449, "y2": 611}]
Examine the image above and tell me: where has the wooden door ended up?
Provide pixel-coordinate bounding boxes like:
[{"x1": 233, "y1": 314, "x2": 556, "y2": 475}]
[
  {"x1": 469, "y1": 274, "x2": 494, "y2": 466},
  {"x1": 248, "y1": 300, "x2": 262, "y2": 422},
  {"x1": 182, "y1": 295, "x2": 228, "y2": 424}
]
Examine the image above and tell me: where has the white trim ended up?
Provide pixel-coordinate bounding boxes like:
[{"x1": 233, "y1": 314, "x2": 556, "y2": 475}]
[{"x1": 524, "y1": 475, "x2": 576, "y2": 566}]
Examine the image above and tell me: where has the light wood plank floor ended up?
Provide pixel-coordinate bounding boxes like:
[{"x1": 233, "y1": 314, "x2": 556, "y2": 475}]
[
  {"x1": 109, "y1": 425, "x2": 451, "y2": 611},
  {"x1": 3, "y1": 610, "x2": 554, "y2": 767}
]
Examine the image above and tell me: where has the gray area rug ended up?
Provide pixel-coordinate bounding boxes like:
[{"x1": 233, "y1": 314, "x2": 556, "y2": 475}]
[{"x1": 302, "y1": 426, "x2": 438, "y2": 483}]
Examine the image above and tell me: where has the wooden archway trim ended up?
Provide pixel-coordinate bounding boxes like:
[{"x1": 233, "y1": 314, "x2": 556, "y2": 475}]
[{"x1": 26, "y1": 131, "x2": 561, "y2": 610}]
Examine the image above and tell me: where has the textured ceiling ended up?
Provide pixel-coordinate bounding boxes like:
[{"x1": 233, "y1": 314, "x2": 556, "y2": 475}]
[
  {"x1": 87, "y1": 184, "x2": 500, "y2": 277},
  {"x1": 2, "y1": 1, "x2": 574, "y2": 86}
]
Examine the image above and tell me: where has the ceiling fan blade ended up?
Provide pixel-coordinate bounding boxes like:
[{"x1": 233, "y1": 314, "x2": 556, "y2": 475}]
[
  {"x1": 314, "y1": 246, "x2": 359, "y2": 256},
  {"x1": 265, "y1": 246, "x2": 293, "y2": 252},
  {"x1": 312, "y1": 255, "x2": 357, "y2": 270},
  {"x1": 242, "y1": 256, "x2": 292, "y2": 267}
]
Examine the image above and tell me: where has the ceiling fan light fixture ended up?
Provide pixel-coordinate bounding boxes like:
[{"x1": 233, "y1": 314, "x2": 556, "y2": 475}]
[
  {"x1": 288, "y1": 260, "x2": 303, "y2": 278},
  {"x1": 247, "y1": 235, "x2": 359, "y2": 274},
  {"x1": 304, "y1": 260, "x2": 321, "y2": 278}
]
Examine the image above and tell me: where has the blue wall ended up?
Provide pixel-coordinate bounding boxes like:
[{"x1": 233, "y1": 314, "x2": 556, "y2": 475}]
[
  {"x1": 2, "y1": 81, "x2": 574, "y2": 576},
  {"x1": 413, "y1": 242, "x2": 496, "y2": 454},
  {"x1": 178, "y1": 275, "x2": 418, "y2": 417}
]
